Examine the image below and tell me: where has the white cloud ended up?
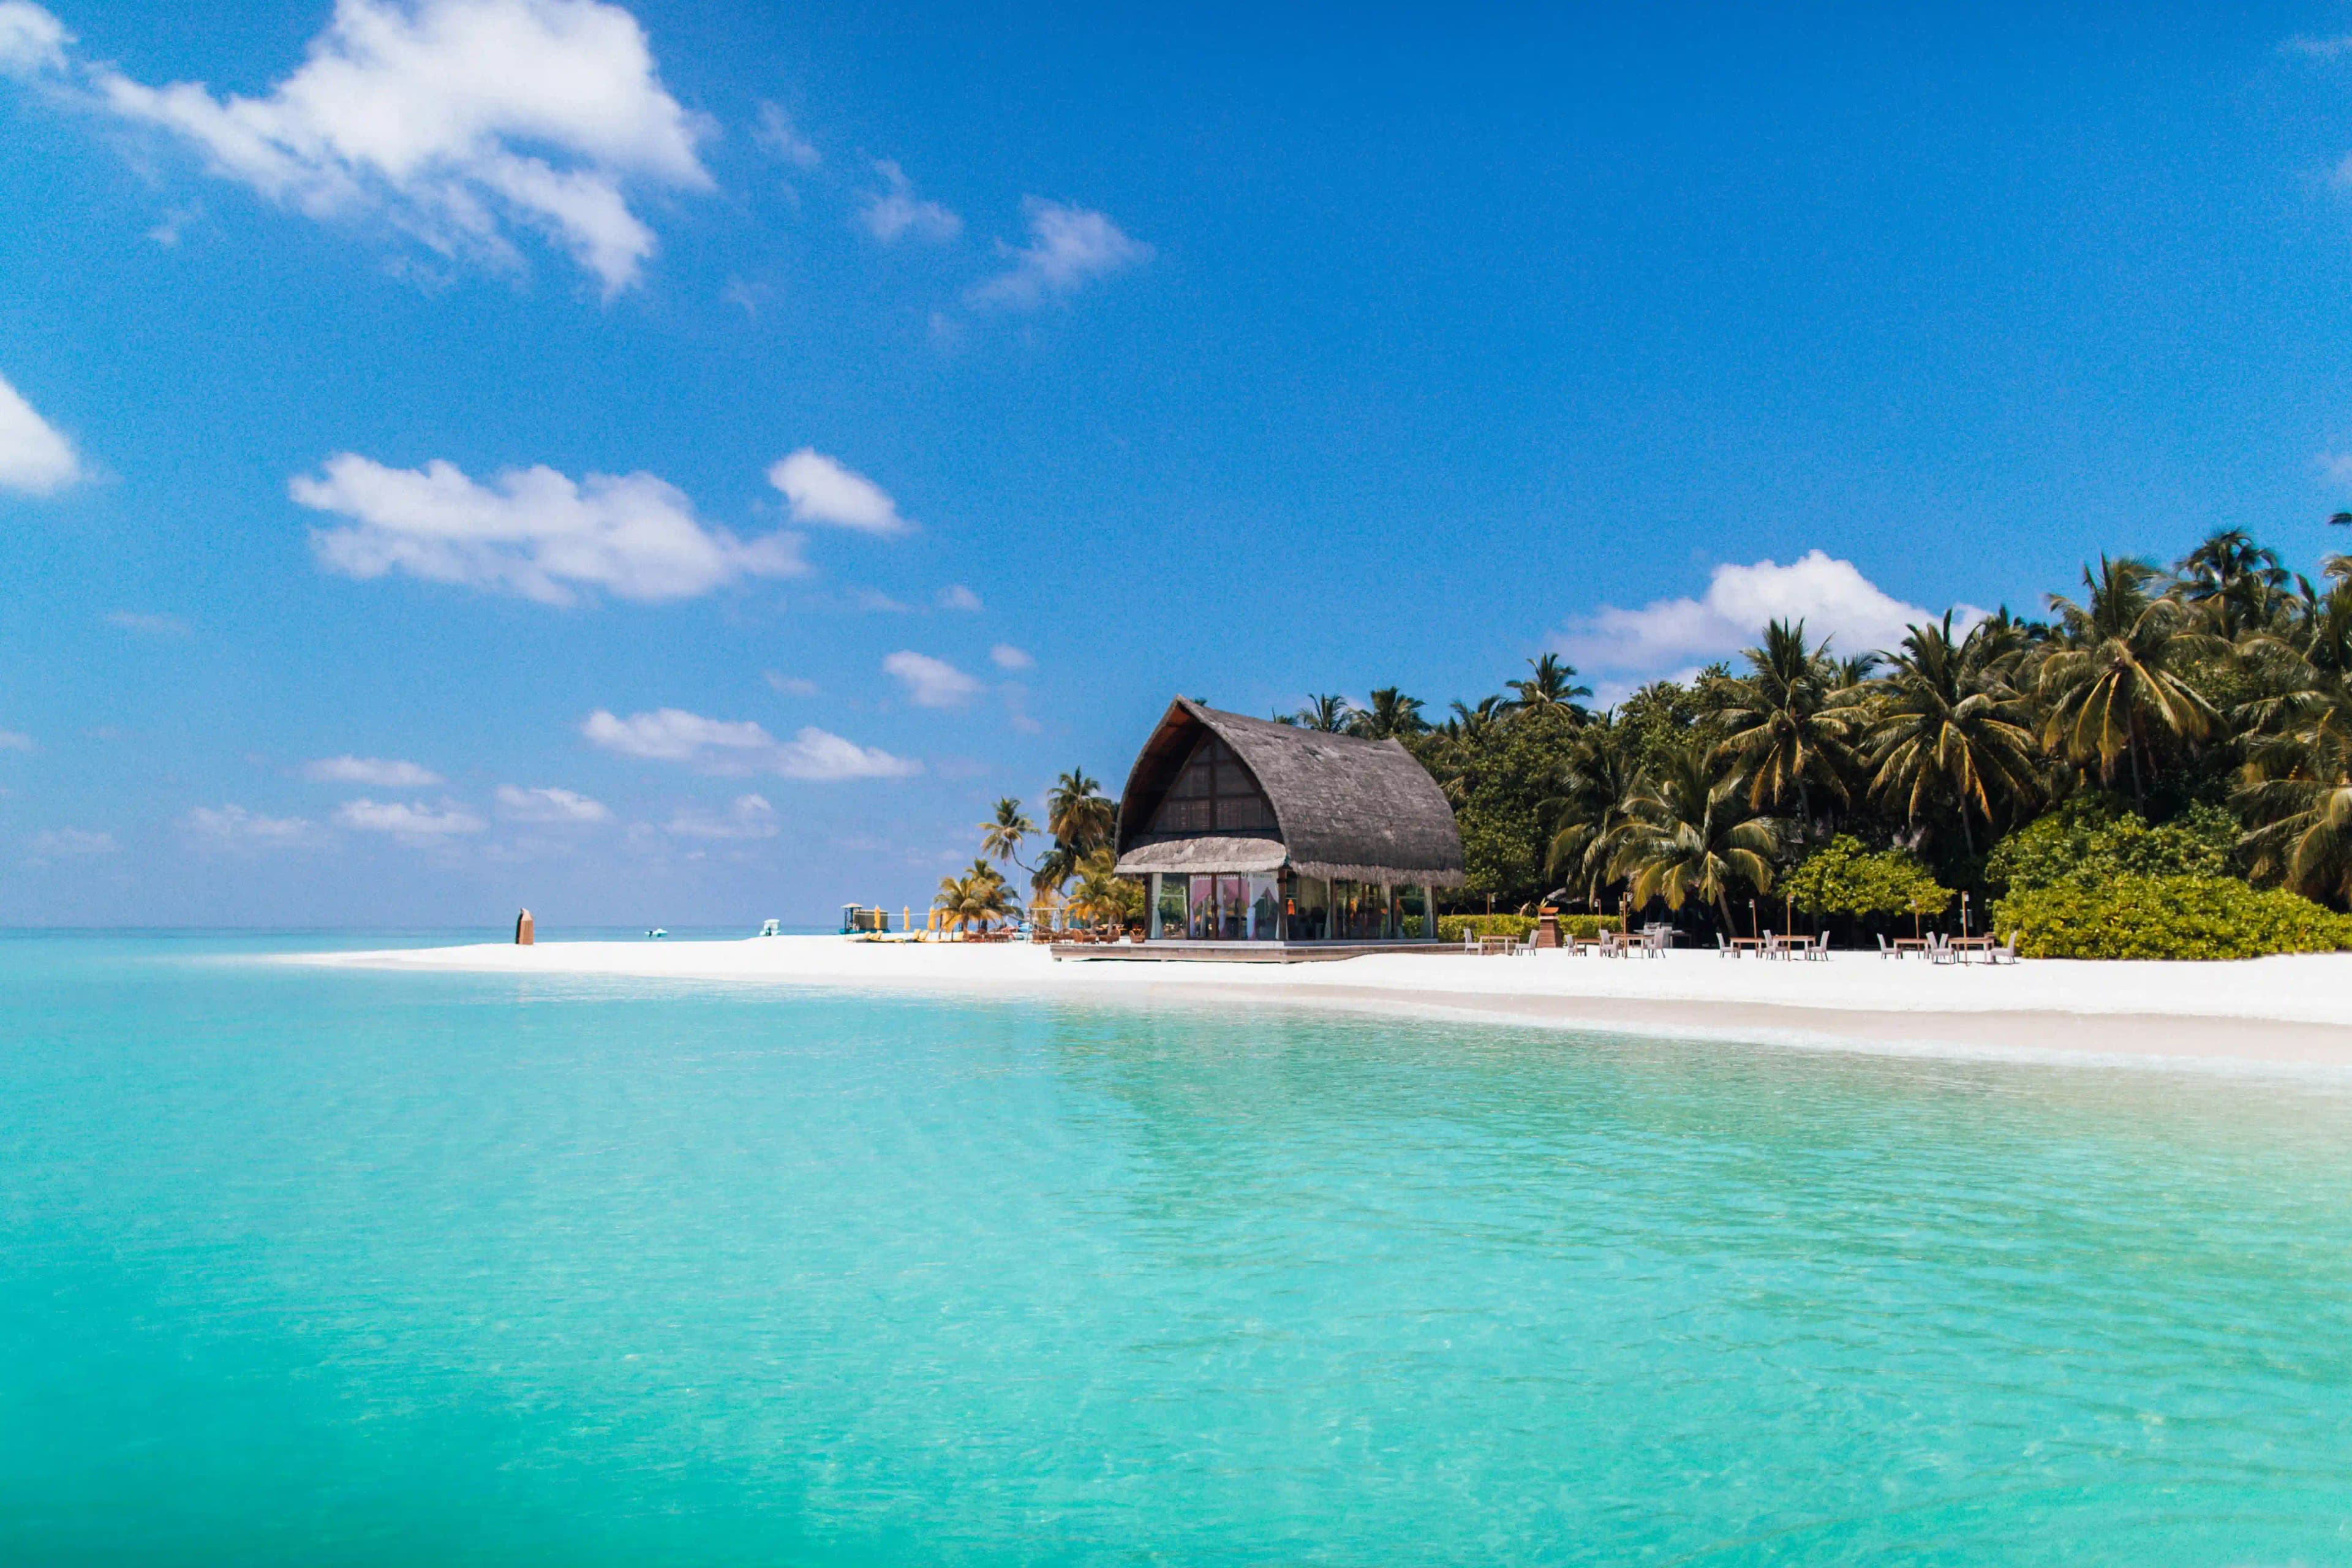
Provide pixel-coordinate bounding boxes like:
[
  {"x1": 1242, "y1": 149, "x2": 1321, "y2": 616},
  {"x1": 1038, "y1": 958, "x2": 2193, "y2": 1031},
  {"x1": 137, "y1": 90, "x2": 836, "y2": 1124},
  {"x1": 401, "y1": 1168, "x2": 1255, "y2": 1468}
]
[
  {"x1": 0, "y1": 369, "x2": 81, "y2": 496},
  {"x1": 858, "y1": 159, "x2": 961, "y2": 244},
  {"x1": 666, "y1": 791, "x2": 777, "y2": 839},
  {"x1": 60, "y1": 0, "x2": 710, "y2": 295},
  {"x1": 183, "y1": 804, "x2": 318, "y2": 846},
  {"x1": 1554, "y1": 551, "x2": 1983, "y2": 696},
  {"x1": 765, "y1": 448, "x2": 911, "y2": 536},
  {"x1": 850, "y1": 587, "x2": 911, "y2": 612},
  {"x1": 764, "y1": 671, "x2": 818, "y2": 696},
  {"x1": 105, "y1": 610, "x2": 191, "y2": 636},
  {"x1": 305, "y1": 754, "x2": 444, "y2": 788},
  {"x1": 334, "y1": 798, "x2": 486, "y2": 837},
  {"x1": 294, "y1": 453, "x2": 805, "y2": 605},
  {"x1": 752, "y1": 100, "x2": 819, "y2": 169},
  {"x1": 0, "y1": 1, "x2": 67, "y2": 76},
  {"x1": 968, "y1": 198, "x2": 1150, "y2": 308},
  {"x1": 937, "y1": 584, "x2": 982, "y2": 611},
  {"x1": 0, "y1": 729, "x2": 34, "y2": 751},
  {"x1": 989, "y1": 643, "x2": 1034, "y2": 671},
  {"x1": 883, "y1": 650, "x2": 980, "y2": 708},
  {"x1": 30, "y1": 827, "x2": 117, "y2": 855},
  {"x1": 2319, "y1": 451, "x2": 2352, "y2": 486},
  {"x1": 582, "y1": 707, "x2": 919, "y2": 779},
  {"x1": 496, "y1": 783, "x2": 610, "y2": 822}
]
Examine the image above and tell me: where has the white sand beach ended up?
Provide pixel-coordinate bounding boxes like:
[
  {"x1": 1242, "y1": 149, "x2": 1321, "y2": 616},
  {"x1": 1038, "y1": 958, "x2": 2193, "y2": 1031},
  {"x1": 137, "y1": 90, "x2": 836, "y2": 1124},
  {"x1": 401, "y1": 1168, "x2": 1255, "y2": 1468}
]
[{"x1": 295, "y1": 937, "x2": 2352, "y2": 1071}]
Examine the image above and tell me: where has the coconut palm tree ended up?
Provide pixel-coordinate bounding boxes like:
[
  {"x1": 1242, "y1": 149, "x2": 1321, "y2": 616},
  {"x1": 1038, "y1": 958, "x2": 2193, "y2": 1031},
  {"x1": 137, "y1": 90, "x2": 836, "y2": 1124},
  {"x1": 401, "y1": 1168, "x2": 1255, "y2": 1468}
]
[
  {"x1": 1540, "y1": 720, "x2": 1643, "y2": 908},
  {"x1": 934, "y1": 859, "x2": 1014, "y2": 933},
  {"x1": 2038, "y1": 556, "x2": 2223, "y2": 811},
  {"x1": 1503, "y1": 654, "x2": 1591, "y2": 718},
  {"x1": 980, "y1": 797, "x2": 1036, "y2": 875},
  {"x1": 2177, "y1": 529, "x2": 2288, "y2": 638},
  {"x1": 1864, "y1": 613, "x2": 2041, "y2": 856},
  {"x1": 1288, "y1": 694, "x2": 1354, "y2": 733},
  {"x1": 1711, "y1": 619, "x2": 1855, "y2": 825},
  {"x1": 1061, "y1": 848, "x2": 1139, "y2": 931},
  {"x1": 2236, "y1": 707, "x2": 2352, "y2": 905},
  {"x1": 1607, "y1": 740, "x2": 1780, "y2": 932},
  {"x1": 1351, "y1": 686, "x2": 1428, "y2": 740},
  {"x1": 1046, "y1": 769, "x2": 1117, "y2": 855}
]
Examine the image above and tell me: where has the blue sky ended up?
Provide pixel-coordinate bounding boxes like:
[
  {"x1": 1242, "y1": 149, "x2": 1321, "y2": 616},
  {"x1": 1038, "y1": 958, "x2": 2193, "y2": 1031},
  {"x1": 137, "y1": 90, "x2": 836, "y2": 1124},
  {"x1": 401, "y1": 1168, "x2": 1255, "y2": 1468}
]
[{"x1": 7, "y1": 0, "x2": 2352, "y2": 927}]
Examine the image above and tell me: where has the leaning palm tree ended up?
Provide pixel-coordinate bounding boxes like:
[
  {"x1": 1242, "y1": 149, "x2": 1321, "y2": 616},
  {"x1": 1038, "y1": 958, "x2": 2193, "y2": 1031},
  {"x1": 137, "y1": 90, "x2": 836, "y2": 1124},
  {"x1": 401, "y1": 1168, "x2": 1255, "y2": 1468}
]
[
  {"x1": 1503, "y1": 654, "x2": 1591, "y2": 718},
  {"x1": 1865, "y1": 613, "x2": 2041, "y2": 856},
  {"x1": 1540, "y1": 720, "x2": 1643, "y2": 908},
  {"x1": 2038, "y1": 556, "x2": 2223, "y2": 811},
  {"x1": 1711, "y1": 619, "x2": 1855, "y2": 825},
  {"x1": 1608, "y1": 741, "x2": 1779, "y2": 932},
  {"x1": 1351, "y1": 686, "x2": 1429, "y2": 740},
  {"x1": 979, "y1": 797, "x2": 1036, "y2": 875}
]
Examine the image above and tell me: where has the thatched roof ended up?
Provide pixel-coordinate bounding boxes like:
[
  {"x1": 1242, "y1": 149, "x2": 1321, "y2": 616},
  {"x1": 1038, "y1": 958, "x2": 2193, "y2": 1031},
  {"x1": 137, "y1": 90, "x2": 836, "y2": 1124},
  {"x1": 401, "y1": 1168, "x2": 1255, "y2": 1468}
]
[{"x1": 1113, "y1": 698, "x2": 1466, "y2": 887}]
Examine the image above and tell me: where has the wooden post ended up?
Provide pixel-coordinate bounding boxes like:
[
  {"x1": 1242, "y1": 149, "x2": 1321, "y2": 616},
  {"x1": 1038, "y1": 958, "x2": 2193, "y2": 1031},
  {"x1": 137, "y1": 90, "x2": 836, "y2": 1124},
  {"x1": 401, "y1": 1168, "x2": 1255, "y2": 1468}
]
[
  {"x1": 1537, "y1": 905, "x2": 1561, "y2": 949},
  {"x1": 514, "y1": 908, "x2": 534, "y2": 945}
]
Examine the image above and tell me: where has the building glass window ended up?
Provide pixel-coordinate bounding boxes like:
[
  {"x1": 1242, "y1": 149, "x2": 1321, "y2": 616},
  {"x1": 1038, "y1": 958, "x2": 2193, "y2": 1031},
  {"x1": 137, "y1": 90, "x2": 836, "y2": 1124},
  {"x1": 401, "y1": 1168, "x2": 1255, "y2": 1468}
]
[
  {"x1": 1250, "y1": 876, "x2": 1282, "y2": 940},
  {"x1": 1287, "y1": 875, "x2": 1329, "y2": 940},
  {"x1": 1188, "y1": 875, "x2": 1212, "y2": 939},
  {"x1": 1155, "y1": 874, "x2": 1186, "y2": 938},
  {"x1": 1216, "y1": 875, "x2": 1248, "y2": 940},
  {"x1": 1396, "y1": 884, "x2": 1429, "y2": 939}
]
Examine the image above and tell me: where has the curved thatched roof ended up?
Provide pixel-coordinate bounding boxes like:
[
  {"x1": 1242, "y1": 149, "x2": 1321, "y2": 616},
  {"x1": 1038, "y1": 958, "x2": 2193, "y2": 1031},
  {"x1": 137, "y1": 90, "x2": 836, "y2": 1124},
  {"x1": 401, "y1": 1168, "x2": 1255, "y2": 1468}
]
[{"x1": 1114, "y1": 698, "x2": 1466, "y2": 887}]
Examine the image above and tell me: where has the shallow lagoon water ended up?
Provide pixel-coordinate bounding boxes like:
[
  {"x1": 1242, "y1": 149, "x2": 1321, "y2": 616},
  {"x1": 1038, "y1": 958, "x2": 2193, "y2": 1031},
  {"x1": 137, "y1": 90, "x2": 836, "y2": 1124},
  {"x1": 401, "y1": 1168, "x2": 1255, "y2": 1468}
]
[{"x1": 4, "y1": 934, "x2": 2350, "y2": 1564}]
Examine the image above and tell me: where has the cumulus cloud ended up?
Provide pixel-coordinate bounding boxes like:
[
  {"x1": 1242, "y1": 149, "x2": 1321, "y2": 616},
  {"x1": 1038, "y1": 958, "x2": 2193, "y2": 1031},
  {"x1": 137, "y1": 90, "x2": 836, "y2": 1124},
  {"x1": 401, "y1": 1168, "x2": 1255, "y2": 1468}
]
[
  {"x1": 334, "y1": 798, "x2": 486, "y2": 837},
  {"x1": 968, "y1": 198, "x2": 1150, "y2": 308},
  {"x1": 0, "y1": 1, "x2": 67, "y2": 76},
  {"x1": 26, "y1": 0, "x2": 712, "y2": 295},
  {"x1": 666, "y1": 791, "x2": 777, "y2": 839},
  {"x1": 183, "y1": 804, "x2": 319, "y2": 846},
  {"x1": 582, "y1": 707, "x2": 919, "y2": 779},
  {"x1": 936, "y1": 584, "x2": 982, "y2": 611},
  {"x1": 989, "y1": 643, "x2": 1034, "y2": 671},
  {"x1": 29, "y1": 826, "x2": 117, "y2": 855},
  {"x1": 883, "y1": 650, "x2": 980, "y2": 707},
  {"x1": 105, "y1": 610, "x2": 190, "y2": 636},
  {"x1": 294, "y1": 453, "x2": 805, "y2": 605},
  {"x1": 752, "y1": 100, "x2": 819, "y2": 169},
  {"x1": 0, "y1": 369, "x2": 81, "y2": 496},
  {"x1": 765, "y1": 448, "x2": 911, "y2": 536},
  {"x1": 858, "y1": 158, "x2": 961, "y2": 244},
  {"x1": 305, "y1": 754, "x2": 443, "y2": 787},
  {"x1": 496, "y1": 783, "x2": 609, "y2": 822},
  {"x1": 1554, "y1": 551, "x2": 1983, "y2": 696}
]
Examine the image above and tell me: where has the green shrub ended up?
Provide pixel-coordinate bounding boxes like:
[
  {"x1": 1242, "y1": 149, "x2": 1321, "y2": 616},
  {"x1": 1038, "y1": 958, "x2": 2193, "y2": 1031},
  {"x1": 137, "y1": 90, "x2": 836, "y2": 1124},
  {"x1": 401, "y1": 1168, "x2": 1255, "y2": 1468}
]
[
  {"x1": 1437, "y1": 914, "x2": 1538, "y2": 943},
  {"x1": 1560, "y1": 914, "x2": 1624, "y2": 939},
  {"x1": 1784, "y1": 835, "x2": 1952, "y2": 920},
  {"x1": 1985, "y1": 801, "x2": 2237, "y2": 895},
  {"x1": 1990, "y1": 875, "x2": 2352, "y2": 960}
]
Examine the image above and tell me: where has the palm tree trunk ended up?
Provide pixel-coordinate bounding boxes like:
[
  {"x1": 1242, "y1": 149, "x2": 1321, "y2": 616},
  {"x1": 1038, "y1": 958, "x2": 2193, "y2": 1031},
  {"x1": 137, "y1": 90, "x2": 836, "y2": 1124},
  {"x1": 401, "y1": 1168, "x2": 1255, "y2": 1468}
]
[{"x1": 2127, "y1": 724, "x2": 2146, "y2": 813}]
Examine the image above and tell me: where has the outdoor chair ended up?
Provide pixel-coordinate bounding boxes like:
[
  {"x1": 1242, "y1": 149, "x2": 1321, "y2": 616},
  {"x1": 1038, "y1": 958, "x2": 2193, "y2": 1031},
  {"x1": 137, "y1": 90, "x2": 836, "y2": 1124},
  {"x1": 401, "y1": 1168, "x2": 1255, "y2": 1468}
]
[
  {"x1": 1875, "y1": 933, "x2": 1893, "y2": 960},
  {"x1": 1716, "y1": 932, "x2": 1733, "y2": 958},
  {"x1": 1929, "y1": 933, "x2": 1958, "y2": 966},
  {"x1": 1991, "y1": 932, "x2": 2020, "y2": 965}
]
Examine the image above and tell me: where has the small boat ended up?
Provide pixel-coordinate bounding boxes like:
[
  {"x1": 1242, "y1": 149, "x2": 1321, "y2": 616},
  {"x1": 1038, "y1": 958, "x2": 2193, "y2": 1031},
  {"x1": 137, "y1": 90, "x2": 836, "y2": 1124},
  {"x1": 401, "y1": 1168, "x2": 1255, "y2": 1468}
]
[
  {"x1": 758, "y1": 919, "x2": 782, "y2": 937},
  {"x1": 646, "y1": 927, "x2": 668, "y2": 939}
]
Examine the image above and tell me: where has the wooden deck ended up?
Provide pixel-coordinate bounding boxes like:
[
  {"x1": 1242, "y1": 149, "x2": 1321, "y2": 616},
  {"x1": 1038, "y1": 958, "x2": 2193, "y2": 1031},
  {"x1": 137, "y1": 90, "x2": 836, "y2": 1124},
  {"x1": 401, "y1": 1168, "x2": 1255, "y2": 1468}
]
[{"x1": 1049, "y1": 940, "x2": 1455, "y2": 963}]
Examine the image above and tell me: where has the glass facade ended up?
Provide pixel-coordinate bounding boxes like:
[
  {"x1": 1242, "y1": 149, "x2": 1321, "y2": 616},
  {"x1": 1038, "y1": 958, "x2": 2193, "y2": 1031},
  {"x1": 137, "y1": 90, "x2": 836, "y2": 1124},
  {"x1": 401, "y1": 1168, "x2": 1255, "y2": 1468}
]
[
  {"x1": 1286, "y1": 875, "x2": 1329, "y2": 941},
  {"x1": 1143, "y1": 869, "x2": 1436, "y2": 944}
]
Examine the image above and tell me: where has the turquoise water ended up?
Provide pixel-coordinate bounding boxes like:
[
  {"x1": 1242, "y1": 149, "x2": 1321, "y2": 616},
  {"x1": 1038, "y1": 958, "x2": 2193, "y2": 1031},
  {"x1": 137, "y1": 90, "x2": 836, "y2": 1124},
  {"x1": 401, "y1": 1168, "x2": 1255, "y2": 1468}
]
[{"x1": 4, "y1": 935, "x2": 2350, "y2": 1564}]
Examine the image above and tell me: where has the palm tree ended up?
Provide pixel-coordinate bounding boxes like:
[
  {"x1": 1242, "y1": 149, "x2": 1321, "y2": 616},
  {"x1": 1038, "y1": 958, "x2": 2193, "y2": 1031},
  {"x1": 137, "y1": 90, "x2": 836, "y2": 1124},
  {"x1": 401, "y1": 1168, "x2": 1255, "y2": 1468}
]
[
  {"x1": 1540, "y1": 720, "x2": 1643, "y2": 908},
  {"x1": 1711, "y1": 619, "x2": 1855, "y2": 825},
  {"x1": 2234, "y1": 619, "x2": 2352, "y2": 904},
  {"x1": 1046, "y1": 769, "x2": 1116, "y2": 855},
  {"x1": 1864, "y1": 613, "x2": 2041, "y2": 855},
  {"x1": 2177, "y1": 529, "x2": 2287, "y2": 638},
  {"x1": 934, "y1": 859, "x2": 1014, "y2": 933},
  {"x1": 1061, "y1": 848, "x2": 1137, "y2": 931},
  {"x1": 1608, "y1": 741, "x2": 1780, "y2": 932},
  {"x1": 1288, "y1": 694, "x2": 1354, "y2": 733},
  {"x1": 980, "y1": 797, "x2": 1035, "y2": 875},
  {"x1": 1351, "y1": 687, "x2": 1428, "y2": 740},
  {"x1": 1503, "y1": 654, "x2": 1591, "y2": 718},
  {"x1": 2038, "y1": 556, "x2": 2223, "y2": 811}
]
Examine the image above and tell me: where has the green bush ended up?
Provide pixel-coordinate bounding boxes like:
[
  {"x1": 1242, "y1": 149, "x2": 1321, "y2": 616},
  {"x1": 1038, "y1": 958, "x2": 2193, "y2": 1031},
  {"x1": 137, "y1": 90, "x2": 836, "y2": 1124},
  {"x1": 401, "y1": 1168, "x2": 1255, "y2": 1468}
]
[
  {"x1": 1560, "y1": 914, "x2": 1624, "y2": 939},
  {"x1": 1437, "y1": 914, "x2": 1538, "y2": 943},
  {"x1": 1985, "y1": 801, "x2": 2236, "y2": 895},
  {"x1": 1784, "y1": 835, "x2": 1952, "y2": 919},
  {"x1": 1990, "y1": 874, "x2": 2352, "y2": 960}
]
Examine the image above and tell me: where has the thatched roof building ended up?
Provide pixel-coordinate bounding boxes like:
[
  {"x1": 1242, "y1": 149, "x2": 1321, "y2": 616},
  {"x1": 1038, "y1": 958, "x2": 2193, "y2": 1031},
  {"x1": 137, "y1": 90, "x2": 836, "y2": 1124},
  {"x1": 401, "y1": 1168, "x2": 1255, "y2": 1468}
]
[{"x1": 1104, "y1": 698, "x2": 1462, "y2": 951}]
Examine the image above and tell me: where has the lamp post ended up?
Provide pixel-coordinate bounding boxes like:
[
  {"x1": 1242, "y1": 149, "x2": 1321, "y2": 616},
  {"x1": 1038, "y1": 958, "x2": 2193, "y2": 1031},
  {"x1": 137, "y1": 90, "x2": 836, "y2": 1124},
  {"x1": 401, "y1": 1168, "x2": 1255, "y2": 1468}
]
[{"x1": 1961, "y1": 890, "x2": 1970, "y2": 938}]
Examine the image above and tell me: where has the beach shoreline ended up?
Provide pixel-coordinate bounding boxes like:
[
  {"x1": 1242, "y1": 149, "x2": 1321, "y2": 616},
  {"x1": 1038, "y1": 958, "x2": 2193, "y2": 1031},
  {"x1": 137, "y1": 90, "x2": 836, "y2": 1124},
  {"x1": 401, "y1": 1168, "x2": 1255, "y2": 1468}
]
[{"x1": 288, "y1": 937, "x2": 2352, "y2": 1072}]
